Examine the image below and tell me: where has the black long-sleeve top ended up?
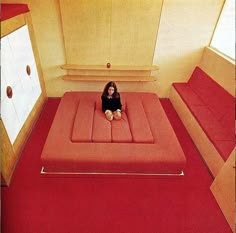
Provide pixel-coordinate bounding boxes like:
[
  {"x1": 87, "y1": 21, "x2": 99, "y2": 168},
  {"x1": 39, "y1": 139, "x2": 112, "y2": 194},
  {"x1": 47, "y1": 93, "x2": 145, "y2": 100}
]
[{"x1": 101, "y1": 94, "x2": 122, "y2": 112}]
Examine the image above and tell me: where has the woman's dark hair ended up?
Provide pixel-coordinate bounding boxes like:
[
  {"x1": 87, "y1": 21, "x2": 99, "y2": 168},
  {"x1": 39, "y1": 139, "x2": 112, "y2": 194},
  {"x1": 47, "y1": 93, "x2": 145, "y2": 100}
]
[{"x1": 102, "y1": 81, "x2": 119, "y2": 98}]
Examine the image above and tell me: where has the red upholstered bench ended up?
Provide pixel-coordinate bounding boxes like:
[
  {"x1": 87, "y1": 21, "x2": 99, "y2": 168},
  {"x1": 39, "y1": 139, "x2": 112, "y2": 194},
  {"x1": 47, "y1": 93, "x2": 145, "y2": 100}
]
[
  {"x1": 41, "y1": 92, "x2": 186, "y2": 175},
  {"x1": 170, "y1": 67, "x2": 235, "y2": 177}
]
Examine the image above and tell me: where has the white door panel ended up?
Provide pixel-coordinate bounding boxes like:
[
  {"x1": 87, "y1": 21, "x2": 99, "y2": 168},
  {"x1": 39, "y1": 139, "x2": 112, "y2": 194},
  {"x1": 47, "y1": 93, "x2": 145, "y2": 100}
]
[
  {"x1": 1, "y1": 36, "x2": 21, "y2": 88},
  {"x1": 1, "y1": 98, "x2": 21, "y2": 144},
  {"x1": 8, "y1": 25, "x2": 35, "y2": 80},
  {"x1": 1, "y1": 69, "x2": 8, "y2": 102},
  {"x1": 1, "y1": 25, "x2": 42, "y2": 144},
  {"x1": 11, "y1": 83, "x2": 30, "y2": 127}
]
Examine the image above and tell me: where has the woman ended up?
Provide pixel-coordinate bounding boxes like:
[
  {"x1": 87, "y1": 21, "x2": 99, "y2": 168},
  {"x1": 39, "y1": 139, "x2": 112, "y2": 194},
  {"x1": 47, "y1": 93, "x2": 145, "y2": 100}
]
[{"x1": 101, "y1": 81, "x2": 122, "y2": 121}]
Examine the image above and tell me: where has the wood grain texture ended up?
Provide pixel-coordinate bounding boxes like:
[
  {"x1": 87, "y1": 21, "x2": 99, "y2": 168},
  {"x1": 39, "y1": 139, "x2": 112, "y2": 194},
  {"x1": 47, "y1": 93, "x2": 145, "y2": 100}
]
[
  {"x1": 61, "y1": 64, "x2": 159, "y2": 70},
  {"x1": 199, "y1": 47, "x2": 235, "y2": 96},
  {"x1": 1, "y1": 14, "x2": 26, "y2": 38},
  {"x1": 1, "y1": 120, "x2": 16, "y2": 186},
  {"x1": 59, "y1": 0, "x2": 111, "y2": 65},
  {"x1": 61, "y1": 75, "x2": 157, "y2": 82},
  {"x1": 110, "y1": 0, "x2": 162, "y2": 65},
  {"x1": 25, "y1": 12, "x2": 47, "y2": 96},
  {"x1": 59, "y1": 0, "x2": 162, "y2": 65},
  {"x1": 210, "y1": 150, "x2": 235, "y2": 232}
]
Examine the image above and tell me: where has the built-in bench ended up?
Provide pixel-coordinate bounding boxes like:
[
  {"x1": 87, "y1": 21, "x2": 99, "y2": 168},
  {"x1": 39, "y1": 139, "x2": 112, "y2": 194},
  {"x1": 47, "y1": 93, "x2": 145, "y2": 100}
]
[{"x1": 170, "y1": 66, "x2": 235, "y2": 177}]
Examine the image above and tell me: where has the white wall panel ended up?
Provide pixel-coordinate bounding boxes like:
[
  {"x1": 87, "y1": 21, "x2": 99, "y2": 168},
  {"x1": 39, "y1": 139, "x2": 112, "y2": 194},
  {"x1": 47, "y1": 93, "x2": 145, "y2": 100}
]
[{"x1": 1, "y1": 25, "x2": 42, "y2": 144}]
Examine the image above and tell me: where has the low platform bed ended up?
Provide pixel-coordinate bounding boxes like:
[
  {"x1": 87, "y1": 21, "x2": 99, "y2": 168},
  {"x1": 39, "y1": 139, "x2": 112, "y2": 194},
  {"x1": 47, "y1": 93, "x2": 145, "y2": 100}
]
[{"x1": 41, "y1": 92, "x2": 186, "y2": 175}]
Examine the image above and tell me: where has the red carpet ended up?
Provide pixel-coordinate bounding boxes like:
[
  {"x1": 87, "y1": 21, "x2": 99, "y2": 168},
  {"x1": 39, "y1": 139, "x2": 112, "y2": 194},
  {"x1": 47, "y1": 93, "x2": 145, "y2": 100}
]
[{"x1": 1, "y1": 98, "x2": 232, "y2": 233}]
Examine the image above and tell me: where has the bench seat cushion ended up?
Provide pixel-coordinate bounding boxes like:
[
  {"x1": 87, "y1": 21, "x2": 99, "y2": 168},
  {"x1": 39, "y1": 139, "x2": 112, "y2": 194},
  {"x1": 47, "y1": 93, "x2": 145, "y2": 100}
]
[
  {"x1": 190, "y1": 106, "x2": 234, "y2": 160},
  {"x1": 173, "y1": 83, "x2": 204, "y2": 107},
  {"x1": 188, "y1": 67, "x2": 234, "y2": 123}
]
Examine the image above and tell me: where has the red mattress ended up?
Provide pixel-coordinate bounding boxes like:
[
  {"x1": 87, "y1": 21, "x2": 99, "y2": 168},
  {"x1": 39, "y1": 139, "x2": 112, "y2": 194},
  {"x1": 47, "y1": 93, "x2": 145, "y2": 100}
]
[{"x1": 41, "y1": 92, "x2": 186, "y2": 174}]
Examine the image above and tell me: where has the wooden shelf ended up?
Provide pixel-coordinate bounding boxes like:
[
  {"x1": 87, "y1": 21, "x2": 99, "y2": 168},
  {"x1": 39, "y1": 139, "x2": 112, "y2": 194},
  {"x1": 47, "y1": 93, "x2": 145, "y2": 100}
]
[
  {"x1": 61, "y1": 75, "x2": 157, "y2": 82},
  {"x1": 61, "y1": 64, "x2": 159, "y2": 71},
  {"x1": 60, "y1": 64, "x2": 159, "y2": 82}
]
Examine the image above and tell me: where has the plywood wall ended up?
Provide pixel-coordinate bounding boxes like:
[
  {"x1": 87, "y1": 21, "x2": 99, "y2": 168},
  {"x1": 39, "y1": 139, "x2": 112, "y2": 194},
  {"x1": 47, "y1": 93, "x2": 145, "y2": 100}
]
[
  {"x1": 60, "y1": 0, "x2": 162, "y2": 66},
  {"x1": 2, "y1": 0, "x2": 226, "y2": 97},
  {"x1": 110, "y1": 0, "x2": 162, "y2": 65},
  {"x1": 60, "y1": 0, "x2": 111, "y2": 65},
  {"x1": 152, "y1": 0, "x2": 225, "y2": 96},
  {"x1": 199, "y1": 47, "x2": 235, "y2": 96}
]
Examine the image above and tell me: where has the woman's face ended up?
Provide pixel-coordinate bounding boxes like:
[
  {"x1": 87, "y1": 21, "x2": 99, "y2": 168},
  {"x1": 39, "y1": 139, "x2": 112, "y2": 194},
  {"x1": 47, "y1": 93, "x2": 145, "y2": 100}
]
[{"x1": 108, "y1": 86, "x2": 115, "y2": 96}]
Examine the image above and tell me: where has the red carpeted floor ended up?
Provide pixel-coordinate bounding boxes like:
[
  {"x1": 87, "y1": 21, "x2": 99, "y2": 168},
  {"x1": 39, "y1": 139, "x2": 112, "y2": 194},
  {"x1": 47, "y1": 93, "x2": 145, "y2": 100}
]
[{"x1": 1, "y1": 98, "x2": 232, "y2": 233}]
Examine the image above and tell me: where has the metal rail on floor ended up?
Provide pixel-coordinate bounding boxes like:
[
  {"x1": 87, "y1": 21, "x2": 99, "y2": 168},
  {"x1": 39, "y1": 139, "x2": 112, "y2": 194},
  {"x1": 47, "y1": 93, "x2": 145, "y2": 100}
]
[{"x1": 41, "y1": 167, "x2": 184, "y2": 176}]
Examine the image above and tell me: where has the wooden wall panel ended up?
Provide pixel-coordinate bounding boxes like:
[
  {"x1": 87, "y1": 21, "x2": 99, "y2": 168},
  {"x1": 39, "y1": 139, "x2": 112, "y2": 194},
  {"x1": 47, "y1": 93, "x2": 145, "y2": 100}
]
[
  {"x1": 25, "y1": 12, "x2": 47, "y2": 96},
  {"x1": 210, "y1": 150, "x2": 235, "y2": 232},
  {"x1": 59, "y1": 0, "x2": 162, "y2": 66},
  {"x1": 110, "y1": 0, "x2": 162, "y2": 65},
  {"x1": 199, "y1": 47, "x2": 235, "y2": 96},
  {"x1": 1, "y1": 120, "x2": 16, "y2": 186},
  {"x1": 1, "y1": 14, "x2": 25, "y2": 37},
  {"x1": 59, "y1": 0, "x2": 111, "y2": 65}
]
